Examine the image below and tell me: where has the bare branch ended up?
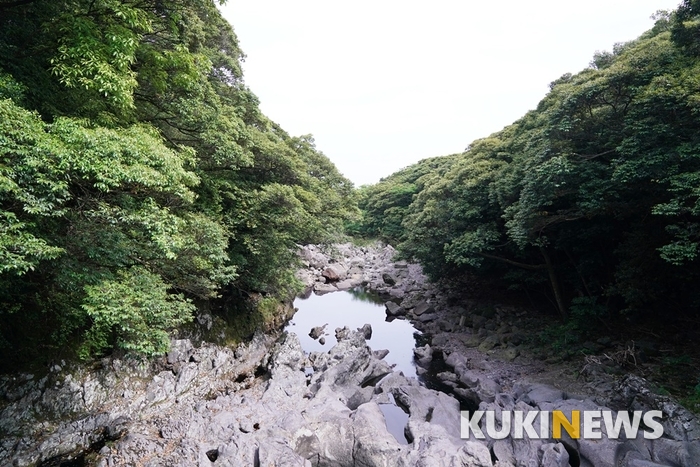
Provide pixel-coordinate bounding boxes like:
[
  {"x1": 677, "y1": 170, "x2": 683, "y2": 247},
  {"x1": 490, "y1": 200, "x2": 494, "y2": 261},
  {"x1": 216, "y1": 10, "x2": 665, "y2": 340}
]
[
  {"x1": 573, "y1": 148, "x2": 616, "y2": 160},
  {"x1": 478, "y1": 252, "x2": 547, "y2": 271}
]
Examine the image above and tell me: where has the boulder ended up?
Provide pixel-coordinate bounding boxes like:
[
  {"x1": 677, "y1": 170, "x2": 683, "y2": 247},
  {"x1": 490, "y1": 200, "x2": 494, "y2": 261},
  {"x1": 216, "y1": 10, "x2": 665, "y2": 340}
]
[
  {"x1": 413, "y1": 344, "x2": 433, "y2": 368},
  {"x1": 454, "y1": 373, "x2": 500, "y2": 404},
  {"x1": 516, "y1": 384, "x2": 564, "y2": 406},
  {"x1": 335, "y1": 279, "x2": 354, "y2": 291},
  {"x1": 471, "y1": 315, "x2": 487, "y2": 329},
  {"x1": 477, "y1": 334, "x2": 500, "y2": 352},
  {"x1": 502, "y1": 347, "x2": 519, "y2": 362},
  {"x1": 540, "y1": 443, "x2": 570, "y2": 467},
  {"x1": 385, "y1": 301, "x2": 404, "y2": 317},
  {"x1": 334, "y1": 326, "x2": 351, "y2": 341},
  {"x1": 299, "y1": 245, "x2": 327, "y2": 269},
  {"x1": 167, "y1": 339, "x2": 193, "y2": 365},
  {"x1": 415, "y1": 312, "x2": 438, "y2": 323},
  {"x1": 313, "y1": 283, "x2": 337, "y2": 294},
  {"x1": 308, "y1": 324, "x2": 327, "y2": 340},
  {"x1": 444, "y1": 351, "x2": 467, "y2": 370},
  {"x1": 388, "y1": 288, "x2": 406, "y2": 299},
  {"x1": 295, "y1": 269, "x2": 315, "y2": 289},
  {"x1": 258, "y1": 439, "x2": 309, "y2": 467},
  {"x1": 322, "y1": 264, "x2": 347, "y2": 282},
  {"x1": 413, "y1": 301, "x2": 435, "y2": 316},
  {"x1": 462, "y1": 334, "x2": 482, "y2": 348},
  {"x1": 357, "y1": 324, "x2": 372, "y2": 340},
  {"x1": 382, "y1": 272, "x2": 397, "y2": 286},
  {"x1": 610, "y1": 374, "x2": 700, "y2": 442},
  {"x1": 348, "y1": 274, "x2": 364, "y2": 286},
  {"x1": 351, "y1": 403, "x2": 405, "y2": 465}
]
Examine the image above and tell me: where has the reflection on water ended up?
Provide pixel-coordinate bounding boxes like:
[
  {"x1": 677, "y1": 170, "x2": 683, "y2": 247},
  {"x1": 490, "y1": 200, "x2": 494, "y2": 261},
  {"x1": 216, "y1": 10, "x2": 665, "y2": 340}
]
[
  {"x1": 346, "y1": 287, "x2": 386, "y2": 304},
  {"x1": 379, "y1": 393, "x2": 410, "y2": 444},
  {"x1": 288, "y1": 288, "x2": 473, "y2": 438},
  {"x1": 287, "y1": 288, "x2": 421, "y2": 378}
]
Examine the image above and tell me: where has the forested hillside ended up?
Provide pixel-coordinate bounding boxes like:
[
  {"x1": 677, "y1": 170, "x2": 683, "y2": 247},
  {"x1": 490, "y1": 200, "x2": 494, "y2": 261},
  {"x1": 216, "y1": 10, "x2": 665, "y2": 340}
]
[
  {"x1": 0, "y1": 0, "x2": 355, "y2": 368},
  {"x1": 356, "y1": 3, "x2": 700, "y2": 334}
]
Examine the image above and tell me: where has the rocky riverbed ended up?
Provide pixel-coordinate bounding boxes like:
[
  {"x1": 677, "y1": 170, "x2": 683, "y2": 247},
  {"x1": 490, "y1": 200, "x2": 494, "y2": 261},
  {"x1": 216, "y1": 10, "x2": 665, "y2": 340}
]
[{"x1": 1, "y1": 242, "x2": 698, "y2": 466}]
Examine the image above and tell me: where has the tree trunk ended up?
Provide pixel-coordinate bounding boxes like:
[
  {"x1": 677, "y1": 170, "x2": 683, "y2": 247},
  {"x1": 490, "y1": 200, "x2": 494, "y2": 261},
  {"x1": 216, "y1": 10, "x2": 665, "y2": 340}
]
[{"x1": 540, "y1": 247, "x2": 568, "y2": 320}]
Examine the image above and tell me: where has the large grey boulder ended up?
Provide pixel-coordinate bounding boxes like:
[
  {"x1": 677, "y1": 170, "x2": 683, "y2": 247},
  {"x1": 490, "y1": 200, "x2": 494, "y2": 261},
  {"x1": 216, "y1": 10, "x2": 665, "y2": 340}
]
[
  {"x1": 610, "y1": 374, "x2": 700, "y2": 442},
  {"x1": 335, "y1": 278, "x2": 355, "y2": 290},
  {"x1": 382, "y1": 272, "x2": 397, "y2": 286},
  {"x1": 300, "y1": 245, "x2": 328, "y2": 269},
  {"x1": 385, "y1": 301, "x2": 404, "y2": 316},
  {"x1": 540, "y1": 443, "x2": 570, "y2": 467},
  {"x1": 352, "y1": 402, "x2": 406, "y2": 466},
  {"x1": 357, "y1": 323, "x2": 373, "y2": 340},
  {"x1": 322, "y1": 263, "x2": 347, "y2": 282},
  {"x1": 413, "y1": 344, "x2": 433, "y2": 368},
  {"x1": 413, "y1": 301, "x2": 435, "y2": 316},
  {"x1": 313, "y1": 282, "x2": 337, "y2": 294}
]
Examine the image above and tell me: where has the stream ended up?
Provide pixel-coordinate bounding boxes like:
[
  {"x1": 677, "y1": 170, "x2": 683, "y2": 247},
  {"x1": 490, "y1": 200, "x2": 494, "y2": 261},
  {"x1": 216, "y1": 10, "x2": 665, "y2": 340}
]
[
  {"x1": 285, "y1": 287, "x2": 423, "y2": 444},
  {"x1": 286, "y1": 287, "x2": 422, "y2": 378},
  {"x1": 4, "y1": 242, "x2": 698, "y2": 466}
]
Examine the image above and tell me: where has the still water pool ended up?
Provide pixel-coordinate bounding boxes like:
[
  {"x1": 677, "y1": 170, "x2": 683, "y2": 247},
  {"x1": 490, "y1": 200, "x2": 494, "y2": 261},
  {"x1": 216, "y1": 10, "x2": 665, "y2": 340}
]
[{"x1": 285, "y1": 288, "x2": 422, "y2": 378}]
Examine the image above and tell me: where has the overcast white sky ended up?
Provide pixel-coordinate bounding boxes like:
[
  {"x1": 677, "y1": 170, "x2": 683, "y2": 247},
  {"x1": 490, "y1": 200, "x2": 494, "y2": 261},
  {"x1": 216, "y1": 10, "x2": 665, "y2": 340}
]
[{"x1": 219, "y1": 1, "x2": 681, "y2": 186}]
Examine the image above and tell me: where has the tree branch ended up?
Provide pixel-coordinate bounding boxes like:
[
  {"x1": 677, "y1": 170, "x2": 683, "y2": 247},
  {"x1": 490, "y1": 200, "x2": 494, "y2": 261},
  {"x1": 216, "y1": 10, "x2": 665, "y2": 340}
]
[
  {"x1": 478, "y1": 252, "x2": 547, "y2": 271},
  {"x1": 573, "y1": 149, "x2": 616, "y2": 160},
  {"x1": 540, "y1": 247, "x2": 568, "y2": 319}
]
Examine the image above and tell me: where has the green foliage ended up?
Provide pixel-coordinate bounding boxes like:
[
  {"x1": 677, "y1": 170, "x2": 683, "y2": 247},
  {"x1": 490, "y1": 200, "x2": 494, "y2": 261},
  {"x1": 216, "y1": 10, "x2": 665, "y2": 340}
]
[
  {"x1": 0, "y1": 73, "x2": 26, "y2": 101},
  {"x1": 0, "y1": 0, "x2": 356, "y2": 366},
  {"x1": 681, "y1": 381, "x2": 700, "y2": 413},
  {"x1": 357, "y1": 8, "x2": 700, "y2": 326},
  {"x1": 352, "y1": 155, "x2": 456, "y2": 244},
  {"x1": 49, "y1": 0, "x2": 149, "y2": 109},
  {"x1": 0, "y1": 212, "x2": 63, "y2": 274},
  {"x1": 533, "y1": 322, "x2": 581, "y2": 355},
  {"x1": 80, "y1": 267, "x2": 194, "y2": 357}
]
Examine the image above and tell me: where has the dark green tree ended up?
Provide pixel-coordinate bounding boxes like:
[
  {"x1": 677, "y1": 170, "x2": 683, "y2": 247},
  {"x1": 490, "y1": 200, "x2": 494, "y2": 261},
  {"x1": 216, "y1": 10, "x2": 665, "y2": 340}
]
[{"x1": 0, "y1": 0, "x2": 356, "y2": 366}]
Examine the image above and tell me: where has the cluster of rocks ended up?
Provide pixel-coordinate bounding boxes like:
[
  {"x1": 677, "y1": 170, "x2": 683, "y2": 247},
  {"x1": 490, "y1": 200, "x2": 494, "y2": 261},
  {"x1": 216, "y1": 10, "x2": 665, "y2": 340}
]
[
  {"x1": 296, "y1": 243, "x2": 432, "y2": 299},
  {"x1": 4, "y1": 326, "x2": 698, "y2": 466},
  {"x1": 1, "y1": 241, "x2": 699, "y2": 466},
  {"x1": 297, "y1": 243, "x2": 456, "y2": 331},
  {"x1": 0, "y1": 327, "x2": 496, "y2": 466},
  {"x1": 437, "y1": 350, "x2": 699, "y2": 466},
  {"x1": 0, "y1": 333, "x2": 276, "y2": 466},
  {"x1": 295, "y1": 242, "x2": 700, "y2": 466}
]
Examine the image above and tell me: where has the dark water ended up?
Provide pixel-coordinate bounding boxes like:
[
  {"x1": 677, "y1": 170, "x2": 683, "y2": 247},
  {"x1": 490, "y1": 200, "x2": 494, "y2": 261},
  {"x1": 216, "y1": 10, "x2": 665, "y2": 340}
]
[
  {"x1": 378, "y1": 393, "x2": 410, "y2": 444},
  {"x1": 287, "y1": 288, "x2": 422, "y2": 378}
]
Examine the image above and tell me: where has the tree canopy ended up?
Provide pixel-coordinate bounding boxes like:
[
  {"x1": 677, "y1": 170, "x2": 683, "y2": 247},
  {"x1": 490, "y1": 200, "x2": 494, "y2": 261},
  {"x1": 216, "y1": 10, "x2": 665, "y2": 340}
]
[
  {"x1": 357, "y1": 3, "x2": 700, "y2": 328},
  {"x1": 0, "y1": 0, "x2": 356, "y2": 366}
]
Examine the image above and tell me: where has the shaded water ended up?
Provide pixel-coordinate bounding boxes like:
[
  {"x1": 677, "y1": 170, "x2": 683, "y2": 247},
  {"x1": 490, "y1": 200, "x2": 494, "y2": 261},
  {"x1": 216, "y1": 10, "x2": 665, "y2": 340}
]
[
  {"x1": 286, "y1": 288, "x2": 422, "y2": 378},
  {"x1": 378, "y1": 393, "x2": 410, "y2": 445}
]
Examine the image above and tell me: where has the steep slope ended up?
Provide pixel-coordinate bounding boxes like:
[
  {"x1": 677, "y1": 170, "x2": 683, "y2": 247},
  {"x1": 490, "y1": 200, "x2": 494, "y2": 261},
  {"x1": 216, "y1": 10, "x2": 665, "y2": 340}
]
[
  {"x1": 359, "y1": 6, "x2": 700, "y2": 328},
  {"x1": 0, "y1": 0, "x2": 356, "y2": 369}
]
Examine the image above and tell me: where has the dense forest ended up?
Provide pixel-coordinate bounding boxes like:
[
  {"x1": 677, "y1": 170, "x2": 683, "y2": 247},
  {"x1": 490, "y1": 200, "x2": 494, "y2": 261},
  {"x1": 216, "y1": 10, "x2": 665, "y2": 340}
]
[
  {"x1": 0, "y1": 0, "x2": 356, "y2": 368},
  {"x1": 353, "y1": 3, "x2": 700, "y2": 339},
  {"x1": 3, "y1": 0, "x2": 700, "y2": 379}
]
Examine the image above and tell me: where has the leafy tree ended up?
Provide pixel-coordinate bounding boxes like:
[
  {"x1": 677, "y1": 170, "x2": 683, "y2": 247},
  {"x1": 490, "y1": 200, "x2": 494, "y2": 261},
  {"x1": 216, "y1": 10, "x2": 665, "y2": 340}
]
[
  {"x1": 0, "y1": 0, "x2": 356, "y2": 366},
  {"x1": 359, "y1": 8, "x2": 700, "y2": 326},
  {"x1": 353, "y1": 155, "x2": 456, "y2": 243},
  {"x1": 81, "y1": 267, "x2": 195, "y2": 357}
]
